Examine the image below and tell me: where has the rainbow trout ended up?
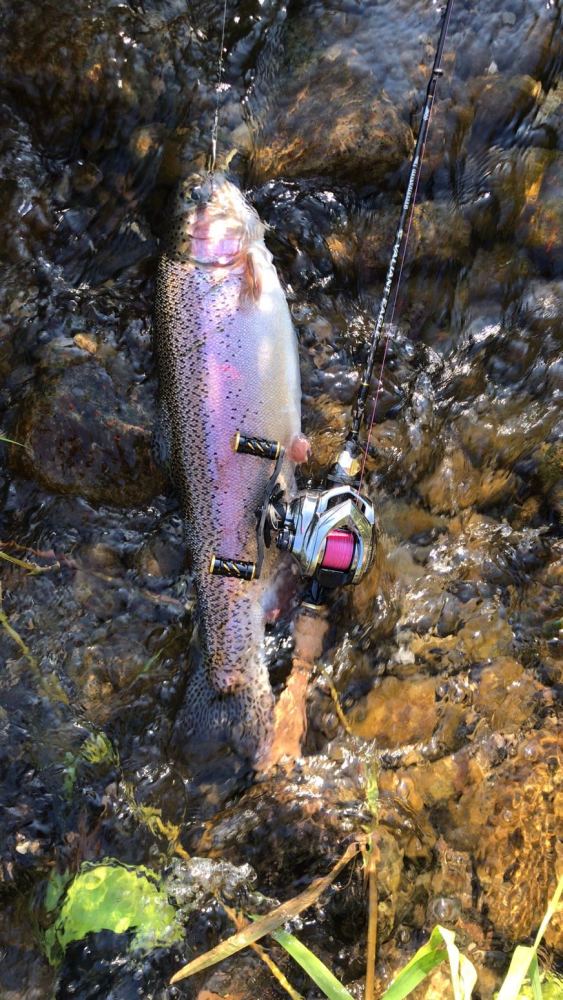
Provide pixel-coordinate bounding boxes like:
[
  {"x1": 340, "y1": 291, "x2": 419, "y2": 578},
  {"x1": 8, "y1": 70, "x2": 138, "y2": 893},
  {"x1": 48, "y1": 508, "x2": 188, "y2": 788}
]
[{"x1": 155, "y1": 174, "x2": 306, "y2": 765}]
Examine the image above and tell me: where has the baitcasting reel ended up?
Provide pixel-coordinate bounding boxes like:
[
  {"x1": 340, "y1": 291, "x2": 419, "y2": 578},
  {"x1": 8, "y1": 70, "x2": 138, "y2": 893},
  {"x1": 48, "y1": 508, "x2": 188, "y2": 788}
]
[{"x1": 209, "y1": 431, "x2": 377, "y2": 603}]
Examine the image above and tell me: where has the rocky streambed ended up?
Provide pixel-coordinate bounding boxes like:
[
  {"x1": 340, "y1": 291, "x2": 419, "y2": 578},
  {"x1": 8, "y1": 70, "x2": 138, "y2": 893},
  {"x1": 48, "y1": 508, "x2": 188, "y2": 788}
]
[{"x1": 0, "y1": 1, "x2": 561, "y2": 997}]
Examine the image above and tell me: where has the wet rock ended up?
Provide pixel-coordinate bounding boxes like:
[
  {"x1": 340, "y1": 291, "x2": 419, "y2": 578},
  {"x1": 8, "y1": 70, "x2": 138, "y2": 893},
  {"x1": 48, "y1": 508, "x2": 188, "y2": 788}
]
[
  {"x1": 450, "y1": 726, "x2": 562, "y2": 947},
  {"x1": 10, "y1": 358, "x2": 164, "y2": 506},
  {"x1": 196, "y1": 956, "x2": 283, "y2": 1000},
  {"x1": 535, "y1": 441, "x2": 563, "y2": 515},
  {"x1": 518, "y1": 196, "x2": 563, "y2": 277},
  {"x1": 473, "y1": 657, "x2": 548, "y2": 733},
  {"x1": 194, "y1": 747, "x2": 369, "y2": 884},
  {"x1": 456, "y1": 246, "x2": 536, "y2": 312},
  {"x1": 253, "y1": 74, "x2": 412, "y2": 184},
  {"x1": 454, "y1": 394, "x2": 558, "y2": 474},
  {"x1": 55, "y1": 931, "x2": 188, "y2": 1000},
  {"x1": 468, "y1": 74, "x2": 542, "y2": 145},
  {"x1": 350, "y1": 676, "x2": 438, "y2": 748},
  {"x1": 417, "y1": 440, "x2": 516, "y2": 514},
  {"x1": 251, "y1": 6, "x2": 414, "y2": 187},
  {"x1": 357, "y1": 201, "x2": 472, "y2": 280}
]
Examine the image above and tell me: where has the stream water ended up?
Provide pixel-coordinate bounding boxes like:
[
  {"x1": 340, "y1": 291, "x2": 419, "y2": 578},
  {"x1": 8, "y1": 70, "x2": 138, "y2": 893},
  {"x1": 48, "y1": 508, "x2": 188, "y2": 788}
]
[{"x1": 0, "y1": 1, "x2": 561, "y2": 997}]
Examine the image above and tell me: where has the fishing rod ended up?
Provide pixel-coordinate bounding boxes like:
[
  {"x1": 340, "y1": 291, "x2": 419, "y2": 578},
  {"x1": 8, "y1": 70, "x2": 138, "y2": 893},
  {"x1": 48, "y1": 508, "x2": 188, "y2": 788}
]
[{"x1": 210, "y1": 0, "x2": 456, "y2": 605}]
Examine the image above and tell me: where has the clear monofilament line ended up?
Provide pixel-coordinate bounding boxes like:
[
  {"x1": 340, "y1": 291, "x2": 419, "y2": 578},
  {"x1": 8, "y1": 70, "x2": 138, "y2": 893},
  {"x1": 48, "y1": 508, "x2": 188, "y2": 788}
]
[{"x1": 210, "y1": 0, "x2": 229, "y2": 177}]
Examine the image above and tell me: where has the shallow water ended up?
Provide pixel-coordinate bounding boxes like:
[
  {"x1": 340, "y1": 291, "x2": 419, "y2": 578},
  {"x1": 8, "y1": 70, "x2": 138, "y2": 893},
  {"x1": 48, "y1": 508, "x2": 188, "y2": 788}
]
[{"x1": 0, "y1": 0, "x2": 561, "y2": 997}]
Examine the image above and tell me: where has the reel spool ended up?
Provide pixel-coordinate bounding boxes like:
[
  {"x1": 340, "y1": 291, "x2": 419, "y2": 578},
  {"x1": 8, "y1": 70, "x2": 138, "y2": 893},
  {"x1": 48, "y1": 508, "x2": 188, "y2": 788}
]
[{"x1": 209, "y1": 431, "x2": 377, "y2": 601}]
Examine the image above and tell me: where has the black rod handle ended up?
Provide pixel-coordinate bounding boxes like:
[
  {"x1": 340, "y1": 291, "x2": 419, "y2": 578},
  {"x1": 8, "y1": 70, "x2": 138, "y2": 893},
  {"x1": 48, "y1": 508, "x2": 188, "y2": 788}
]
[
  {"x1": 209, "y1": 555, "x2": 257, "y2": 581},
  {"x1": 232, "y1": 431, "x2": 282, "y2": 461}
]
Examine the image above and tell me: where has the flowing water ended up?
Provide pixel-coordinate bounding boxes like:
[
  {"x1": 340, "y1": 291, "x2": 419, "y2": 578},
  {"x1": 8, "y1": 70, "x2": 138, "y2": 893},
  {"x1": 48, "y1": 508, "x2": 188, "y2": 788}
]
[{"x1": 0, "y1": 1, "x2": 561, "y2": 997}]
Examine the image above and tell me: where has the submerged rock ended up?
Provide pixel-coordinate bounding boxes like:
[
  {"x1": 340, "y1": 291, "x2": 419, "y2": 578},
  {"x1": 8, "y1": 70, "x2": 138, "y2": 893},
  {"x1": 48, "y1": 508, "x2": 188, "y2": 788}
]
[
  {"x1": 454, "y1": 725, "x2": 562, "y2": 947},
  {"x1": 10, "y1": 358, "x2": 164, "y2": 506},
  {"x1": 252, "y1": 64, "x2": 413, "y2": 185}
]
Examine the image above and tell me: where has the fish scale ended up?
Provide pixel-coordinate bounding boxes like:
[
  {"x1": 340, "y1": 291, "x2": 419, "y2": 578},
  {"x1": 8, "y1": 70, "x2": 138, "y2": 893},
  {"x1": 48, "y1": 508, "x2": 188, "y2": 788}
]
[{"x1": 154, "y1": 174, "x2": 302, "y2": 764}]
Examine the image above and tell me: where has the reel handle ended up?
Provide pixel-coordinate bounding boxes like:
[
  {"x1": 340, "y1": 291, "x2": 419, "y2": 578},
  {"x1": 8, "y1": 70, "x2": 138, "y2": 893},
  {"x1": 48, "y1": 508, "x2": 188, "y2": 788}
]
[
  {"x1": 209, "y1": 555, "x2": 256, "y2": 581},
  {"x1": 232, "y1": 432, "x2": 282, "y2": 461}
]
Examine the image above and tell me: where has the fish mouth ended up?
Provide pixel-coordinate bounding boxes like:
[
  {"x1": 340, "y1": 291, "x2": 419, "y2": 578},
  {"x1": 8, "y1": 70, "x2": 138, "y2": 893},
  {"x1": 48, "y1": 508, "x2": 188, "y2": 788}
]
[
  {"x1": 188, "y1": 207, "x2": 246, "y2": 265},
  {"x1": 167, "y1": 173, "x2": 264, "y2": 266}
]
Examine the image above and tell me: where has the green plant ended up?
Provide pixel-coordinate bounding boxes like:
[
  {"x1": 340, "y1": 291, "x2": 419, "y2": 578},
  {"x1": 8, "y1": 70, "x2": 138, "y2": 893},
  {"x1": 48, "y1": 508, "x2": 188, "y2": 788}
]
[
  {"x1": 169, "y1": 858, "x2": 562, "y2": 1000},
  {"x1": 45, "y1": 860, "x2": 183, "y2": 964}
]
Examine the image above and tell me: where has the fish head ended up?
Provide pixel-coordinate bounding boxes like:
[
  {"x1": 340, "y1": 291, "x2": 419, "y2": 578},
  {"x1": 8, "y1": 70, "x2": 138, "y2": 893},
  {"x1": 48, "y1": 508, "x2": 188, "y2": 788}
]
[{"x1": 165, "y1": 173, "x2": 264, "y2": 268}]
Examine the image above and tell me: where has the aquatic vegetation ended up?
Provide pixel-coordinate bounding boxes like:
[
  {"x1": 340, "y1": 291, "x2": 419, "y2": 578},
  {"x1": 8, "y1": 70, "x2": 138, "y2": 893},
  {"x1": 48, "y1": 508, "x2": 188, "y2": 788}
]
[
  {"x1": 168, "y1": 871, "x2": 562, "y2": 999},
  {"x1": 0, "y1": 582, "x2": 37, "y2": 669},
  {"x1": 44, "y1": 861, "x2": 183, "y2": 964}
]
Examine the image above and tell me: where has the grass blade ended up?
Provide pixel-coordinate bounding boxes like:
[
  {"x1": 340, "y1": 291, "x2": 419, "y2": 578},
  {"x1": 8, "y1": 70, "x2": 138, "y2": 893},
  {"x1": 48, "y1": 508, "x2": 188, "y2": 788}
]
[
  {"x1": 528, "y1": 955, "x2": 543, "y2": 1000},
  {"x1": 497, "y1": 874, "x2": 563, "y2": 1000},
  {"x1": 222, "y1": 904, "x2": 304, "y2": 1000},
  {"x1": 0, "y1": 549, "x2": 46, "y2": 573},
  {"x1": 497, "y1": 945, "x2": 537, "y2": 1000},
  {"x1": 436, "y1": 925, "x2": 477, "y2": 1000},
  {"x1": 381, "y1": 926, "x2": 448, "y2": 1000},
  {"x1": 364, "y1": 835, "x2": 379, "y2": 1000},
  {"x1": 271, "y1": 927, "x2": 355, "y2": 1000},
  {"x1": 0, "y1": 433, "x2": 24, "y2": 447},
  {"x1": 170, "y1": 840, "x2": 361, "y2": 984}
]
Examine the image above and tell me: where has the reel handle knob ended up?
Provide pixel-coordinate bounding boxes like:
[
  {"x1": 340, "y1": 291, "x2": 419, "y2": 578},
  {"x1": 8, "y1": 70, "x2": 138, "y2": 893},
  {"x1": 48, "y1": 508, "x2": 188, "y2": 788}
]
[
  {"x1": 232, "y1": 432, "x2": 282, "y2": 461},
  {"x1": 209, "y1": 555, "x2": 257, "y2": 581}
]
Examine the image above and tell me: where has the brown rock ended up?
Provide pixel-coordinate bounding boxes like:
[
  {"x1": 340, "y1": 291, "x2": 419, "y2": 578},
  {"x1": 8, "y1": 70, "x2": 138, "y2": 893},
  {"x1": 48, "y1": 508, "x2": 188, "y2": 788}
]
[
  {"x1": 474, "y1": 658, "x2": 544, "y2": 733},
  {"x1": 358, "y1": 201, "x2": 472, "y2": 280},
  {"x1": 252, "y1": 58, "x2": 413, "y2": 185},
  {"x1": 469, "y1": 74, "x2": 542, "y2": 141},
  {"x1": 350, "y1": 676, "x2": 438, "y2": 748},
  {"x1": 417, "y1": 441, "x2": 515, "y2": 514},
  {"x1": 10, "y1": 359, "x2": 164, "y2": 506},
  {"x1": 449, "y1": 726, "x2": 562, "y2": 946}
]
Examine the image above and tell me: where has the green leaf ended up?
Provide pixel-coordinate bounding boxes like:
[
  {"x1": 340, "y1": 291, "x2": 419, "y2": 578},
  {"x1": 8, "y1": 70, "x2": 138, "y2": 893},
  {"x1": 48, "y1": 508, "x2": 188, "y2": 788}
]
[
  {"x1": 44, "y1": 861, "x2": 182, "y2": 964},
  {"x1": 521, "y1": 972, "x2": 563, "y2": 1000},
  {"x1": 497, "y1": 946, "x2": 538, "y2": 1000},
  {"x1": 271, "y1": 927, "x2": 355, "y2": 1000},
  {"x1": 497, "y1": 874, "x2": 563, "y2": 1000},
  {"x1": 528, "y1": 955, "x2": 543, "y2": 1000},
  {"x1": 381, "y1": 926, "x2": 449, "y2": 1000},
  {"x1": 381, "y1": 925, "x2": 477, "y2": 1000}
]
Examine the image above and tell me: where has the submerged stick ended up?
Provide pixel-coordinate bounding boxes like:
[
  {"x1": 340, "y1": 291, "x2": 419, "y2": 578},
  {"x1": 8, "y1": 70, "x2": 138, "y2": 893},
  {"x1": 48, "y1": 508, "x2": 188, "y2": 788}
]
[
  {"x1": 261, "y1": 605, "x2": 329, "y2": 769},
  {"x1": 170, "y1": 838, "x2": 363, "y2": 984},
  {"x1": 222, "y1": 902, "x2": 304, "y2": 1000}
]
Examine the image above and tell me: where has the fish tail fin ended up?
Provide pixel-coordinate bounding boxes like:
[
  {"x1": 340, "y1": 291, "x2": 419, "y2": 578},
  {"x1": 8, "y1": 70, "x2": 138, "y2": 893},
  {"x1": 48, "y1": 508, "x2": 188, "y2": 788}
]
[{"x1": 172, "y1": 659, "x2": 274, "y2": 767}]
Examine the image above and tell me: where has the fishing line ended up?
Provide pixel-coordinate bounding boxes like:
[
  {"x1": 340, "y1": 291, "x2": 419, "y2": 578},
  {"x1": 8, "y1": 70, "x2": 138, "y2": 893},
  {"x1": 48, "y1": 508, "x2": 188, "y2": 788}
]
[
  {"x1": 358, "y1": 44, "x2": 442, "y2": 490},
  {"x1": 353, "y1": 0, "x2": 456, "y2": 491},
  {"x1": 210, "y1": 0, "x2": 229, "y2": 176}
]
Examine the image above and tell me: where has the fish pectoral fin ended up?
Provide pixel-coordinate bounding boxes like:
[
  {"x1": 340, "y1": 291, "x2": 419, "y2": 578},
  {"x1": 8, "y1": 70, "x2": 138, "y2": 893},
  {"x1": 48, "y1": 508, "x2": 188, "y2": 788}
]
[{"x1": 240, "y1": 250, "x2": 262, "y2": 305}]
